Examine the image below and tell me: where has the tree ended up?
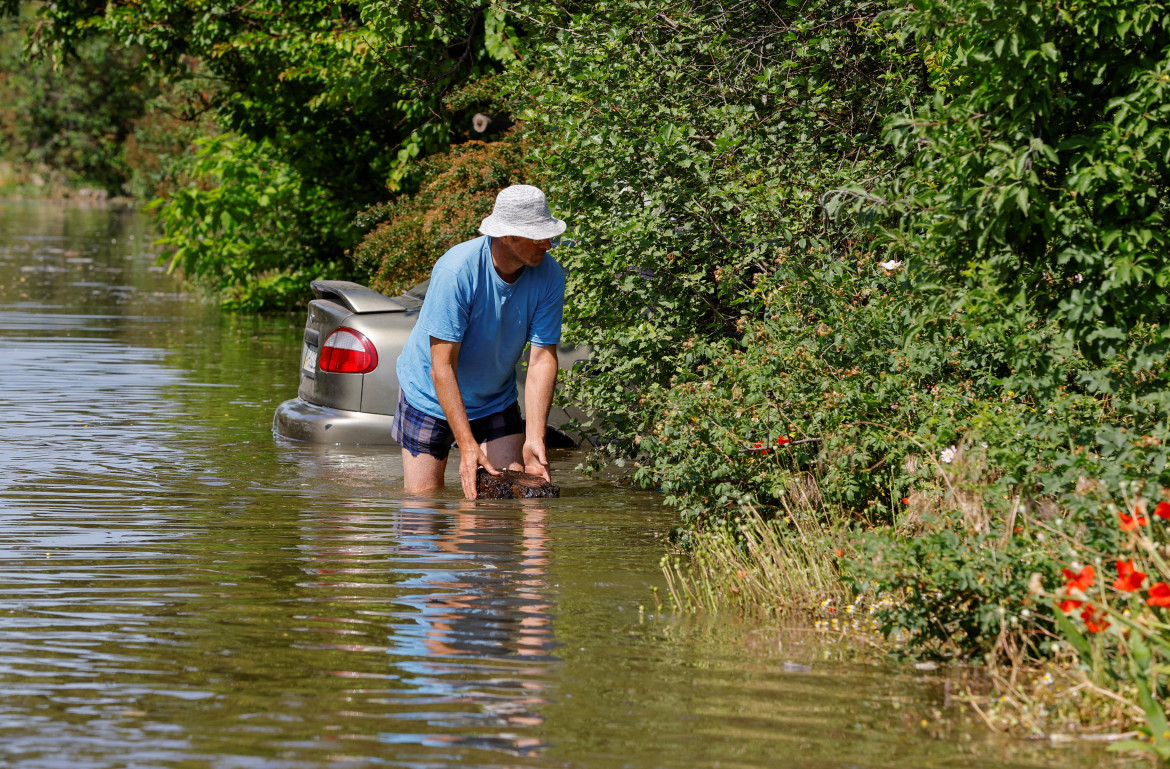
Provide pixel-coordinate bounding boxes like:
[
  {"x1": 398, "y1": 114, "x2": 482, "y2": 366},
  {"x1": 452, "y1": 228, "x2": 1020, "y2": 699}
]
[
  {"x1": 15, "y1": 0, "x2": 524, "y2": 308},
  {"x1": 0, "y1": 6, "x2": 157, "y2": 193}
]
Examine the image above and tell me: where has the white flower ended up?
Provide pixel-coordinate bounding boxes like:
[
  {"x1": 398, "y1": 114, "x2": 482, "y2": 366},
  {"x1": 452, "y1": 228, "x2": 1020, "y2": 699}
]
[
  {"x1": 940, "y1": 445, "x2": 957, "y2": 464},
  {"x1": 879, "y1": 259, "x2": 903, "y2": 271}
]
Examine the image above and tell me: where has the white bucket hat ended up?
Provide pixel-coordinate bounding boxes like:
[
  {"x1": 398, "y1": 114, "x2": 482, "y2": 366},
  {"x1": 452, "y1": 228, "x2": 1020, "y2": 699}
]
[{"x1": 479, "y1": 184, "x2": 567, "y2": 240}]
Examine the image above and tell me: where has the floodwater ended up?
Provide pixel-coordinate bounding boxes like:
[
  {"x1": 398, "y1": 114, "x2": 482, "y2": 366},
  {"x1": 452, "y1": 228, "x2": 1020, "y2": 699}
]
[{"x1": 0, "y1": 201, "x2": 1116, "y2": 768}]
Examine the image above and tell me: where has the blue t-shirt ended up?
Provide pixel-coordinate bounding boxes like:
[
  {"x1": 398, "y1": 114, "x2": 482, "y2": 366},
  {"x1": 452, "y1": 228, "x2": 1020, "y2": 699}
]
[{"x1": 396, "y1": 235, "x2": 565, "y2": 420}]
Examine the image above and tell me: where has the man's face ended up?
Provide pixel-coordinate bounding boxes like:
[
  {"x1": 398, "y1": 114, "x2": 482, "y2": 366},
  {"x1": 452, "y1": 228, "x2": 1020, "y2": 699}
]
[{"x1": 502, "y1": 235, "x2": 552, "y2": 267}]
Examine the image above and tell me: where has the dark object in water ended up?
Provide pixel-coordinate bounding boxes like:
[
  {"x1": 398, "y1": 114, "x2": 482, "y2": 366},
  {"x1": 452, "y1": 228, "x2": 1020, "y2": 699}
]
[{"x1": 475, "y1": 468, "x2": 560, "y2": 499}]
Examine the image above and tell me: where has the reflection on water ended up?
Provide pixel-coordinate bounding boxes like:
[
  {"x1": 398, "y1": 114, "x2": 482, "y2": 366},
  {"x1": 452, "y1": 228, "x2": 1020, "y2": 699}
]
[{"x1": 0, "y1": 201, "x2": 1118, "y2": 769}]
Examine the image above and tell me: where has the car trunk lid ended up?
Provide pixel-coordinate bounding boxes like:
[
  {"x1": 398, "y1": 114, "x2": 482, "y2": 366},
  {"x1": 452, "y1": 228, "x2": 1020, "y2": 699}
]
[{"x1": 297, "y1": 280, "x2": 415, "y2": 414}]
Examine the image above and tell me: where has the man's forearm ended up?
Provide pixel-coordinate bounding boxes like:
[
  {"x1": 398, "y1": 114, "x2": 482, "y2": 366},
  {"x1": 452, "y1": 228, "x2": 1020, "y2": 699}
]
[
  {"x1": 524, "y1": 346, "x2": 558, "y2": 442},
  {"x1": 429, "y1": 338, "x2": 477, "y2": 451},
  {"x1": 432, "y1": 362, "x2": 477, "y2": 450}
]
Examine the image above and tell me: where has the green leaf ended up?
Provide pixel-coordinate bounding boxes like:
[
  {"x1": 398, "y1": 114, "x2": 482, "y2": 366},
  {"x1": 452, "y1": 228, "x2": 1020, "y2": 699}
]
[
  {"x1": 1052, "y1": 603, "x2": 1092, "y2": 660},
  {"x1": 1128, "y1": 636, "x2": 1170, "y2": 737}
]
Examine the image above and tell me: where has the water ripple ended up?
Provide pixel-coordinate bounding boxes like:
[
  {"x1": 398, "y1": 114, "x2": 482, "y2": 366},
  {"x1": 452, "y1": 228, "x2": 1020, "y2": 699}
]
[{"x1": 0, "y1": 203, "x2": 1114, "y2": 769}]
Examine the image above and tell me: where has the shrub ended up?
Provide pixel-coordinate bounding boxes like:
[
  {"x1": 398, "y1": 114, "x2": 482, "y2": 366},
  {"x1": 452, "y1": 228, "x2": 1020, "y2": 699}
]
[
  {"x1": 151, "y1": 134, "x2": 354, "y2": 311},
  {"x1": 517, "y1": 7, "x2": 1170, "y2": 747},
  {"x1": 350, "y1": 135, "x2": 535, "y2": 297},
  {"x1": 513, "y1": 0, "x2": 925, "y2": 468}
]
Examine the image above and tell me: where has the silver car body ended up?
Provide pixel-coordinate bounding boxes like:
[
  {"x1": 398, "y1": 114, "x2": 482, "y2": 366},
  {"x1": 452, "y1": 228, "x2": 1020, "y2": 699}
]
[{"x1": 273, "y1": 279, "x2": 585, "y2": 446}]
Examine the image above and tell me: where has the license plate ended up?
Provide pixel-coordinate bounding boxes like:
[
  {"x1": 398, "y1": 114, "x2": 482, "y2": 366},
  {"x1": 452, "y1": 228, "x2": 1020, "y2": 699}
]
[{"x1": 302, "y1": 346, "x2": 318, "y2": 372}]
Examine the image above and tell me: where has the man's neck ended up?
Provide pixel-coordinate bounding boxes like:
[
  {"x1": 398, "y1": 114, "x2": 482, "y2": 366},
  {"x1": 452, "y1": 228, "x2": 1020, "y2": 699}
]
[{"x1": 489, "y1": 237, "x2": 524, "y2": 283}]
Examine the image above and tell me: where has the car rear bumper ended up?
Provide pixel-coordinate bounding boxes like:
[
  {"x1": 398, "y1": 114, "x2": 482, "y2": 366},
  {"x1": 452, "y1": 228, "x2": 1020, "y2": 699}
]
[{"x1": 273, "y1": 398, "x2": 397, "y2": 445}]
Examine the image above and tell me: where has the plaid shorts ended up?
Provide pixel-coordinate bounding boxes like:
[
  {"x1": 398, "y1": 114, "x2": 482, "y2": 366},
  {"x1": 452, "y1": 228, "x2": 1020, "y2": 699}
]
[{"x1": 391, "y1": 389, "x2": 524, "y2": 460}]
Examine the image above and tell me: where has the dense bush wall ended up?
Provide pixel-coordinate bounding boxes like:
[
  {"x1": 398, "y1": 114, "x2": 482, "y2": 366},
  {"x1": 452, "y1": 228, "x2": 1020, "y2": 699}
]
[
  {"x1": 510, "y1": 0, "x2": 1170, "y2": 705},
  {"x1": 514, "y1": 0, "x2": 928, "y2": 508}
]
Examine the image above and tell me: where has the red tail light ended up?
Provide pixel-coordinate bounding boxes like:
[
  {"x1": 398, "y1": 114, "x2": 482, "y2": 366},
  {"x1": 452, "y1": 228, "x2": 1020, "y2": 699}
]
[{"x1": 319, "y1": 327, "x2": 378, "y2": 373}]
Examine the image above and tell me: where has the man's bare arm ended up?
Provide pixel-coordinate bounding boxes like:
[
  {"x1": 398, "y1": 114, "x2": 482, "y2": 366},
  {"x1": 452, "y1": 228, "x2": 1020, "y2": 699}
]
[
  {"x1": 523, "y1": 344, "x2": 558, "y2": 481},
  {"x1": 430, "y1": 336, "x2": 498, "y2": 499}
]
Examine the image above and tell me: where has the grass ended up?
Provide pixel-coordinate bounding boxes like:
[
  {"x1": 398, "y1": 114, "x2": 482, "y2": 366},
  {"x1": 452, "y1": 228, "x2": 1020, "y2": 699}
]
[
  {"x1": 659, "y1": 500, "x2": 1165, "y2": 758},
  {"x1": 661, "y1": 504, "x2": 853, "y2": 617}
]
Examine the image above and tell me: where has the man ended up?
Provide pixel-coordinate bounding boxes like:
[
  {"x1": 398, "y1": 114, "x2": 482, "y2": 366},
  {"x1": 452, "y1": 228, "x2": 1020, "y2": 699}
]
[{"x1": 391, "y1": 184, "x2": 567, "y2": 499}]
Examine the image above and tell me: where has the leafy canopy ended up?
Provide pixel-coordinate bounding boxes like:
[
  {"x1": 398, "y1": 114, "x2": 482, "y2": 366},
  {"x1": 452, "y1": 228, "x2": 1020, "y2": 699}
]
[{"x1": 17, "y1": 0, "x2": 524, "y2": 308}]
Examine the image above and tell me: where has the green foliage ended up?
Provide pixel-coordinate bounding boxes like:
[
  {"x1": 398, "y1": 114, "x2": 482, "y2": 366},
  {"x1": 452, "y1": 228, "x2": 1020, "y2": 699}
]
[
  {"x1": 358, "y1": 2, "x2": 524, "y2": 190},
  {"x1": 120, "y1": 87, "x2": 218, "y2": 201},
  {"x1": 518, "y1": 6, "x2": 1170, "y2": 739},
  {"x1": 18, "y1": 0, "x2": 527, "y2": 305},
  {"x1": 873, "y1": 0, "x2": 1170, "y2": 396},
  {"x1": 152, "y1": 135, "x2": 351, "y2": 311},
  {"x1": 512, "y1": 0, "x2": 1102, "y2": 663},
  {"x1": 32, "y1": 1, "x2": 398, "y2": 195},
  {"x1": 830, "y1": 0, "x2": 1170, "y2": 677},
  {"x1": 0, "y1": 10, "x2": 156, "y2": 193},
  {"x1": 516, "y1": 0, "x2": 924, "y2": 461},
  {"x1": 351, "y1": 133, "x2": 535, "y2": 297},
  {"x1": 628, "y1": 250, "x2": 922, "y2": 520}
]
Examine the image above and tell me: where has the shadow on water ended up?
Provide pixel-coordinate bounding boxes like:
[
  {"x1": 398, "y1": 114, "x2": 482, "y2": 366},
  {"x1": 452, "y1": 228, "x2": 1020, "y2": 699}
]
[{"x1": 0, "y1": 201, "x2": 1122, "y2": 768}]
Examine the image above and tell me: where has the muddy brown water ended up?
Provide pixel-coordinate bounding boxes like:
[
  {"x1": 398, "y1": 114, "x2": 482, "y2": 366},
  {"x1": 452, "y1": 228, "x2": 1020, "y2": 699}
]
[{"x1": 0, "y1": 201, "x2": 1116, "y2": 768}]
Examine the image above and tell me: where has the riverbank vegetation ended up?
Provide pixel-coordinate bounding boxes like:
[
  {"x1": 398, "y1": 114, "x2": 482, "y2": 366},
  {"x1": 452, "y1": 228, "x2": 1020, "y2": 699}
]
[
  {"x1": 518, "y1": 0, "x2": 1170, "y2": 754},
  {"x1": 4, "y1": 0, "x2": 1169, "y2": 754}
]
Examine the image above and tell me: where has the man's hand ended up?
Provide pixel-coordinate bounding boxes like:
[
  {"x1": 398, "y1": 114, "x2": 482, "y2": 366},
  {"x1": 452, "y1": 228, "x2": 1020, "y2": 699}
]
[
  {"x1": 522, "y1": 438, "x2": 550, "y2": 482},
  {"x1": 460, "y1": 444, "x2": 499, "y2": 500}
]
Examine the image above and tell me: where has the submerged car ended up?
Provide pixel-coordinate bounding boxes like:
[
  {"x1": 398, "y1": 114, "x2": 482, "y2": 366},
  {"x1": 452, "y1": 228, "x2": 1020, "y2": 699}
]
[{"x1": 273, "y1": 279, "x2": 584, "y2": 447}]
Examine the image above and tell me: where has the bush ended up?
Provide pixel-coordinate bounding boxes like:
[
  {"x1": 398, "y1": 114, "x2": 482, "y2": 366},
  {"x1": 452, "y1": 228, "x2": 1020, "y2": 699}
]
[
  {"x1": 513, "y1": 0, "x2": 924, "y2": 467},
  {"x1": 350, "y1": 134, "x2": 535, "y2": 297},
  {"x1": 151, "y1": 134, "x2": 355, "y2": 311}
]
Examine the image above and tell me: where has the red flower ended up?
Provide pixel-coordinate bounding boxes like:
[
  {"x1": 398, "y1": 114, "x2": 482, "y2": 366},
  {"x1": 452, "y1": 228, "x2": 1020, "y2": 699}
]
[
  {"x1": 1147, "y1": 582, "x2": 1170, "y2": 607},
  {"x1": 1058, "y1": 598, "x2": 1083, "y2": 612},
  {"x1": 1062, "y1": 565, "x2": 1095, "y2": 593},
  {"x1": 1119, "y1": 509, "x2": 1149, "y2": 531},
  {"x1": 1155, "y1": 501, "x2": 1170, "y2": 520},
  {"x1": 901, "y1": 497, "x2": 910, "y2": 505},
  {"x1": 1112, "y1": 560, "x2": 1147, "y2": 592},
  {"x1": 1080, "y1": 605, "x2": 1110, "y2": 633},
  {"x1": 776, "y1": 436, "x2": 792, "y2": 446}
]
